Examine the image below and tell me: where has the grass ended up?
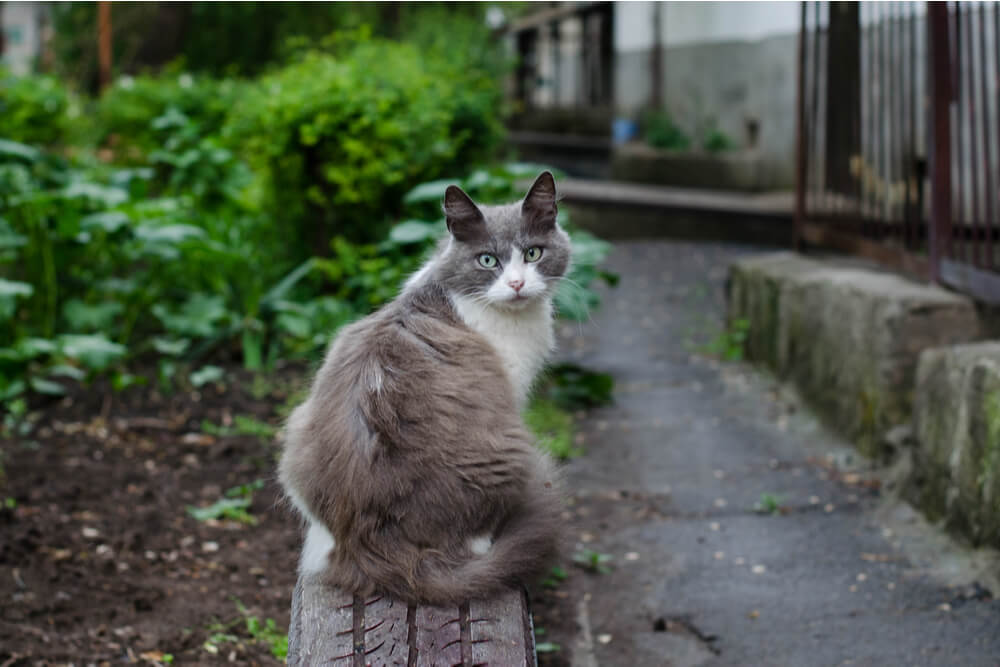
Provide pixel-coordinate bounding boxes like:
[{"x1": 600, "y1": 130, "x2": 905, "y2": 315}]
[{"x1": 524, "y1": 398, "x2": 580, "y2": 461}]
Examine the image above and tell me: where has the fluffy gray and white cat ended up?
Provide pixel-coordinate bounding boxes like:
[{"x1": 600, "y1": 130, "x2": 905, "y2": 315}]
[{"x1": 278, "y1": 171, "x2": 569, "y2": 605}]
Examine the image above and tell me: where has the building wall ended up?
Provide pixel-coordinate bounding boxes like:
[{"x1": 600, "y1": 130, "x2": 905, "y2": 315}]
[
  {"x1": 1, "y1": 2, "x2": 47, "y2": 75},
  {"x1": 615, "y1": 1, "x2": 800, "y2": 188}
]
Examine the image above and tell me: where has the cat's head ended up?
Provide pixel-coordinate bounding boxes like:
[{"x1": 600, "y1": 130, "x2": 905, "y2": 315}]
[{"x1": 435, "y1": 171, "x2": 571, "y2": 310}]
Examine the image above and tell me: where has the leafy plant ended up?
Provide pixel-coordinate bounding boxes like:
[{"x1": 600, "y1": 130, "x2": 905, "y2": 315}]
[
  {"x1": 754, "y1": 492, "x2": 784, "y2": 515},
  {"x1": 540, "y1": 363, "x2": 614, "y2": 410},
  {"x1": 525, "y1": 399, "x2": 579, "y2": 461},
  {"x1": 225, "y1": 33, "x2": 505, "y2": 256},
  {"x1": 703, "y1": 318, "x2": 750, "y2": 362},
  {"x1": 201, "y1": 416, "x2": 277, "y2": 439},
  {"x1": 186, "y1": 479, "x2": 264, "y2": 525},
  {"x1": 643, "y1": 110, "x2": 692, "y2": 151},
  {"x1": 186, "y1": 497, "x2": 255, "y2": 525},
  {"x1": 541, "y1": 565, "x2": 569, "y2": 589},
  {"x1": 573, "y1": 548, "x2": 614, "y2": 574},
  {"x1": 0, "y1": 69, "x2": 74, "y2": 146}
]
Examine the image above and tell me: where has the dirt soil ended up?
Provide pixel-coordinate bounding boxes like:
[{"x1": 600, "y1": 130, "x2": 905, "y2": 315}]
[
  {"x1": 1, "y1": 365, "x2": 308, "y2": 665},
  {"x1": 0, "y1": 364, "x2": 592, "y2": 666}
]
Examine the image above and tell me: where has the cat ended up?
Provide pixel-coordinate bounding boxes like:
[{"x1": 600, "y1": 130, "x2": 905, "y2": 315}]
[{"x1": 278, "y1": 171, "x2": 570, "y2": 606}]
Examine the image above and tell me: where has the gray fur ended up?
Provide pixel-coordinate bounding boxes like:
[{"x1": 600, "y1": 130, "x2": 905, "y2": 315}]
[{"x1": 278, "y1": 172, "x2": 568, "y2": 605}]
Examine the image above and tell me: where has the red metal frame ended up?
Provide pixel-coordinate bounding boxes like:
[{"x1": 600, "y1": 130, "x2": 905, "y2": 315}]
[{"x1": 796, "y1": 1, "x2": 1000, "y2": 303}]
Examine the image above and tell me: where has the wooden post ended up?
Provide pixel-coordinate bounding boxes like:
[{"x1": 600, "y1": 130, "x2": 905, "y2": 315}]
[
  {"x1": 98, "y1": 1, "x2": 112, "y2": 91},
  {"x1": 287, "y1": 574, "x2": 537, "y2": 666}
]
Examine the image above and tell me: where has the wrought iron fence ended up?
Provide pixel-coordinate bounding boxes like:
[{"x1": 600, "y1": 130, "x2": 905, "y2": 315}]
[{"x1": 796, "y1": 1, "x2": 1000, "y2": 304}]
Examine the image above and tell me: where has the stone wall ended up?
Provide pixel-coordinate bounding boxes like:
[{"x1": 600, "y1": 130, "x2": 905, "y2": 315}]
[
  {"x1": 910, "y1": 344, "x2": 1000, "y2": 546},
  {"x1": 728, "y1": 253, "x2": 981, "y2": 457}
]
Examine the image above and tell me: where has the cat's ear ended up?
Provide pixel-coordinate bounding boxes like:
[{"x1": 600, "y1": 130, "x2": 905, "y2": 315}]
[
  {"x1": 522, "y1": 171, "x2": 557, "y2": 233},
  {"x1": 444, "y1": 185, "x2": 486, "y2": 242}
]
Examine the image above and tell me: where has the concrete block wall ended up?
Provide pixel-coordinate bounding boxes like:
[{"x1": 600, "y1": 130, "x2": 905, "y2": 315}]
[
  {"x1": 728, "y1": 251, "x2": 1000, "y2": 546},
  {"x1": 728, "y1": 252, "x2": 980, "y2": 456},
  {"x1": 912, "y1": 344, "x2": 1000, "y2": 546}
]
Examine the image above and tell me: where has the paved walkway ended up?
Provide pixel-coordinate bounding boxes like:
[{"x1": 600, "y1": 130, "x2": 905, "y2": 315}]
[{"x1": 554, "y1": 241, "x2": 1000, "y2": 667}]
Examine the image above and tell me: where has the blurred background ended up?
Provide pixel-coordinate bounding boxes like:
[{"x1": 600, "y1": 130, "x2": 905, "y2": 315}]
[{"x1": 4, "y1": 2, "x2": 1000, "y2": 665}]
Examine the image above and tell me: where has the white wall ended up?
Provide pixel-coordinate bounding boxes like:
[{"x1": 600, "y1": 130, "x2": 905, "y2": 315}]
[
  {"x1": 1, "y1": 2, "x2": 47, "y2": 75},
  {"x1": 615, "y1": 1, "x2": 799, "y2": 52}
]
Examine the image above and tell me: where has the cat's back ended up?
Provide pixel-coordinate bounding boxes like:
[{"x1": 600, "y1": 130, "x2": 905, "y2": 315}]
[{"x1": 302, "y1": 283, "x2": 519, "y2": 452}]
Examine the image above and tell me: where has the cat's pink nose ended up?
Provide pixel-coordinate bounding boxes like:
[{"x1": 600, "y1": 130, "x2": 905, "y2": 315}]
[{"x1": 508, "y1": 279, "x2": 525, "y2": 293}]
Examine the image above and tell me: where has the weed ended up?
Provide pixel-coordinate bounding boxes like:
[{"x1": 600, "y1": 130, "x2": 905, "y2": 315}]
[
  {"x1": 187, "y1": 479, "x2": 264, "y2": 525},
  {"x1": 524, "y1": 399, "x2": 580, "y2": 461},
  {"x1": 703, "y1": 318, "x2": 750, "y2": 362},
  {"x1": 235, "y1": 599, "x2": 288, "y2": 660},
  {"x1": 541, "y1": 565, "x2": 569, "y2": 589},
  {"x1": 201, "y1": 415, "x2": 277, "y2": 439},
  {"x1": 754, "y1": 492, "x2": 784, "y2": 515},
  {"x1": 573, "y1": 548, "x2": 614, "y2": 574}
]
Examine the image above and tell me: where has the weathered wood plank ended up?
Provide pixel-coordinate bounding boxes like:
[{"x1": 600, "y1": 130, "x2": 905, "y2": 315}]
[
  {"x1": 288, "y1": 574, "x2": 536, "y2": 667},
  {"x1": 414, "y1": 604, "x2": 463, "y2": 667},
  {"x1": 470, "y1": 589, "x2": 533, "y2": 667},
  {"x1": 287, "y1": 575, "x2": 356, "y2": 666},
  {"x1": 360, "y1": 594, "x2": 410, "y2": 666}
]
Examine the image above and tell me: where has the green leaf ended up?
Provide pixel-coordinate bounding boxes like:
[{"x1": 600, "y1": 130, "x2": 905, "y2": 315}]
[
  {"x1": 152, "y1": 337, "x2": 190, "y2": 357},
  {"x1": 186, "y1": 497, "x2": 255, "y2": 524},
  {"x1": 0, "y1": 379, "x2": 26, "y2": 401},
  {"x1": 29, "y1": 377, "x2": 66, "y2": 396},
  {"x1": 0, "y1": 219, "x2": 28, "y2": 250},
  {"x1": 153, "y1": 294, "x2": 229, "y2": 338},
  {"x1": 190, "y1": 365, "x2": 224, "y2": 387},
  {"x1": 388, "y1": 219, "x2": 441, "y2": 244},
  {"x1": 62, "y1": 182, "x2": 129, "y2": 207},
  {"x1": 134, "y1": 223, "x2": 206, "y2": 244},
  {"x1": 260, "y1": 258, "x2": 318, "y2": 308},
  {"x1": 80, "y1": 211, "x2": 131, "y2": 233},
  {"x1": 62, "y1": 300, "x2": 123, "y2": 331},
  {"x1": 0, "y1": 278, "x2": 33, "y2": 298},
  {"x1": 58, "y1": 334, "x2": 127, "y2": 370},
  {"x1": 46, "y1": 364, "x2": 86, "y2": 381},
  {"x1": 15, "y1": 337, "x2": 57, "y2": 359},
  {"x1": 0, "y1": 139, "x2": 41, "y2": 162},
  {"x1": 403, "y1": 179, "x2": 452, "y2": 205}
]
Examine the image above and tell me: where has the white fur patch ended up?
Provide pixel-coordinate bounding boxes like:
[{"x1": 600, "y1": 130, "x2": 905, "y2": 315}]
[
  {"x1": 469, "y1": 535, "x2": 493, "y2": 555},
  {"x1": 300, "y1": 520, "x2": 337, "y2": 574},
  {"x1": 451, "y1": 292, "x2": 554, "y2": 405},
  {"x1": 284, "y1": 484, "x2": 337, "y2": 574}
]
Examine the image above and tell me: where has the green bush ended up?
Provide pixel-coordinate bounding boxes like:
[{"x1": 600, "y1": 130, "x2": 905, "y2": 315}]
[
  {"x1": 643, "y1": 110, "x2": 691, "y2": 151},
  {"x1": 92, "y1": 72, "x2": 245, "y2": 159},
  {"x1": 225, "y1": 34, "x2": 504, "y2": 255},
  {"x1": 0, "y1": 70, "x2": 75, "y2": 146}
]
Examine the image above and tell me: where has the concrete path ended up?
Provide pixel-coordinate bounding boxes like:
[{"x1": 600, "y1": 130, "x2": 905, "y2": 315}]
[{"x1": 554, "y1": 241, "x2": 1000, "y2": 667}]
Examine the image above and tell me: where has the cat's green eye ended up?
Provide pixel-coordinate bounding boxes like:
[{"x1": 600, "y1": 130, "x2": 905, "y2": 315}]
[
  {"x1": 477, "y1": 253, "x2": 498, "y2": 268},
  {"x1": 524, "y1": 246, "x2": 543, "y2": 263}
]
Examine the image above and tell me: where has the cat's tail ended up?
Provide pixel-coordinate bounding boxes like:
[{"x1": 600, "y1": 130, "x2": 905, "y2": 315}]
[{"x1": 415, "y1": 494, "x2": 563, "y2": 606}]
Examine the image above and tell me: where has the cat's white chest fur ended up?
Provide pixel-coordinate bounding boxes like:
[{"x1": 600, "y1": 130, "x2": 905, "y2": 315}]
[{"x1": 451, "y1": 295, "x2": 554, "y2": 405}]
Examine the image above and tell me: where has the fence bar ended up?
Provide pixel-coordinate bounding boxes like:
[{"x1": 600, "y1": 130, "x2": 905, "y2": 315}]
[
  {"x1": 811, "y1": 1, "x2": 822, "y2": 215},
  {"x1": 929, "y1": 1, "x2": 953, "y2": 281},
  {"x1": 908, "y1": 3, "x2": 919, "y2": 248},
  {"x1": 964, "y1": 4, "x2": 983, "y2": 267},
  {"x1": 795, "y1": 1, "x2": 808, "y2": 249},
  {"x1": 979, "y1": 2, "x2": 994, "y2": 269}
]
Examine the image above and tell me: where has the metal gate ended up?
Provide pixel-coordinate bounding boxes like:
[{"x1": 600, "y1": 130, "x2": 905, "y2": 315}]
[{"x1": 796, "y1": 1, "x2": 1000, "y2": 303}]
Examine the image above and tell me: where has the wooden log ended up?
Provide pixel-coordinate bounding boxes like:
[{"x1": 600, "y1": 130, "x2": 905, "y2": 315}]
[{"x1": 287, "y1": 574, "x2": 536, "y2": 666}]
